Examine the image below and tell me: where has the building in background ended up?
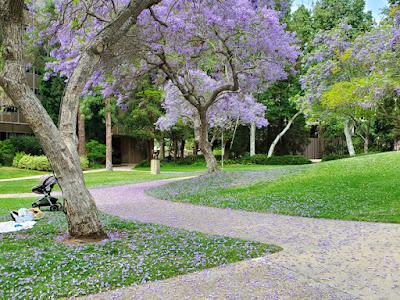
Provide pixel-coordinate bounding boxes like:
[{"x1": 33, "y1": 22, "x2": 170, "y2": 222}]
[{"x1": 0, "y1": 67, "x2": 39, "y2": 140}]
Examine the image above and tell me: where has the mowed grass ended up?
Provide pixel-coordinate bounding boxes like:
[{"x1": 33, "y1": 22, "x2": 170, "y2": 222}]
[
  {"x1": 0, "y1": 198, "x2": 279, "y2": 299},
  {"x1": 150, "y1": 152, "x2": 400, "y2": 223},
  {"x1": 0, "y1": 171, "x2": 182, "y2": 194},
  {"x1": 0, "y1": 167, "x2": 46, "y2": 179}
]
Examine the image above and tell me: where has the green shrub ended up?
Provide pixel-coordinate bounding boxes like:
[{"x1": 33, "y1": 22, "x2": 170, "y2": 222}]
[
  {"x1": 86, "y1": 140, "x2": 106, "y2": 165},
  {"x1": 221, "y1": 159, "x2": 242, "y2": 165},
  {"x1": 12, "y1": 152, "x2": 26, "y2": 167},
  {"x1": 16, "y1": 154, "x2": 89, "y2": 171},
  {"x1": 8, "y1": 135, "x2": 43, "y2": 155},
  {"x1": 80, "y1": 156, "x2": 90, "y2": 170},
  {"x1": 246, "y1": 154, "x2": 311, "y2": 165},
  {"x1": 321, "y1": 154, "x2": 350, "y2": 162},
  {"x1": 0, "y1": 140, "x2": 15, "y2": 166},
  {"x1": 17, "y1": 154, "x2": 51, "y2": 171},
  {"x1": 136, "y1": 160, "x2": 150, "y2": 168}
]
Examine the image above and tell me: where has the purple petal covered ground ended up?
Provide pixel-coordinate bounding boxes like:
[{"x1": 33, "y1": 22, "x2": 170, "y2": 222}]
[{"x1": 89, "y1": 177, "x2": 400, "y2": 299}]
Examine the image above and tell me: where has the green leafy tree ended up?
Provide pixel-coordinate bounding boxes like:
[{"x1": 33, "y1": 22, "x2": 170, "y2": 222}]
[{"x1": 313, "y1": 0, "x2": 373, "y2": 32}]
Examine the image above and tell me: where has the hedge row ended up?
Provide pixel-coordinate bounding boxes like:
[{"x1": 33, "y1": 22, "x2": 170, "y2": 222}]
[
  {"x1": 136, "y1": 154, "x2": 311, "y2": 168},
  {"x1": 243, "y1": 154, "x2": 312, "y2": 165},
  {"x1": 12, "y1": 153, "x2": 89, "y2": 171}
]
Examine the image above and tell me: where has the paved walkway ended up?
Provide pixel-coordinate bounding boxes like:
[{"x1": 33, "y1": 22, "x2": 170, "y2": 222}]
[{"x1": 81, "y1": 179, "x2": 400, "y2": 300}]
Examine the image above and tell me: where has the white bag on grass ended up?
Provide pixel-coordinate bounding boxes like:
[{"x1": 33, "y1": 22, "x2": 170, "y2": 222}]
[
  {"x1": 0, "y1": 221, "x2": 36, "y2": 233},
  {"x1": 10, "y1": 208, "x2": 35, "y2": 223}
]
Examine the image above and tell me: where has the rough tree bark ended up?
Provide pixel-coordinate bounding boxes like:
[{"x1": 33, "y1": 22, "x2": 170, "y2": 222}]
[
  {"x1": 193, "y1": 141, "x2": 199, "y2": 156},
  {"x1": 77, "y1": 110, "x2": 86, "y2": 156},
  {"x1": 195, "y1": 112, "x2": 218, "y2": 173},
  {"x1": 0, "y1": 0, "x2": 104, "y2": 238},
  {"x1": 268, "y1": 110, "x2": 302, "y2": 158},
  {"x1": 250, "y1": 122, "x2": 256, "y2": 156},
  {"x1": 344, "y1": 119, "x2": 356, "y2": 156},
  {"x1": 0, "y1": 0, "x2": 161, "y2": 238},
  {"x1": 159, "y1": 138, "x2": 165, "y2": 159},
  {"x1": 105, "y1": 98, "x2": 113, "y2": 171}
]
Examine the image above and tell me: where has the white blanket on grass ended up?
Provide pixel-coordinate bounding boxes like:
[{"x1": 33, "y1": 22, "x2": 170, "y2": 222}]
[{"x1": 0, "y1": 221, "x2": 36, "y2": 233}]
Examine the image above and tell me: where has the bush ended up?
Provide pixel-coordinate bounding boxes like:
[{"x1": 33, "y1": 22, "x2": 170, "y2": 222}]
[
  {"x1": 8, "y1": 135, "x2": 43, "y2": 155},
  {"x1": 86, "y1": 140, "x2": 106, "y2": 165},
  {"x1": 16, "y1": 154, "x2": 89, "y2": 171},
  {"x1": 322, "y1": 154, "x2": 350, "y2": 162},
  {"x1": 0, "y1": 140, "x2": 15, "y2": 166},
  {"x1": 12, "y1": 152, "x2": 26, "y2": 167},
  {"x1": 246, "y1": 154, "x2": 312, "y2": 165},
  {"x1": 17, "y1": 154, "x2": 51, "y2": 171},
  {"x1": 80, "y1": 156, "x2": 90, "y2": 170},
  {"x1": 136, "y1": 160, "x2": 150, "y2": 168}
]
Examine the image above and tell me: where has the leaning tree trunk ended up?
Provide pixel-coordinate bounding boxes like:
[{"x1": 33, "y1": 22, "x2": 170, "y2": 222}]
[
  {"x1": 196, "y1": 112, "x2": 218, "y2": 173},
  {"x1": 0, "y1": 0, "x2": 105, "y2": 239},
  {"x1": 268, "y1": 110, "x2": 302, "y2": 158},
  {"x1": 105, "y1": 98, "x2": 113, "y2": 171},
  {"x1": 77, "y1": 110, "x2": 86, "y2": 156},
  {"x1": 344, "y1": 119, "x2": 356, "y2": 156}
]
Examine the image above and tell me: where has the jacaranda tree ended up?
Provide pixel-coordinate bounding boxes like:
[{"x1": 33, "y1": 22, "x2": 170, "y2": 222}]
[
  {"x1": 0, "y1": 0, "x2": 161, "y2": 238},
  {"x1": 113, "y1": 0, "x2": 299, "y2": 172}
]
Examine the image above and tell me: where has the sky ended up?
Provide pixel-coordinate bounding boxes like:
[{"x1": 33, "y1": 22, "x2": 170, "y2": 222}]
[{"x1": 292, "y1": 0, "x2": 388, "y2": 21}]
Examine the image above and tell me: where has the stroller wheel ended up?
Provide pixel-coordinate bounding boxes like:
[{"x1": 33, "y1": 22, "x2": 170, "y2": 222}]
[
  {"x1": 56, "y1": 203, "x2": 63, "y2": 211},
  {"x1": 50, "y1": 205, "x2": 59, "y2": 212},
  {"x1": 32, "y1": 203, "x2": 39, "y2": 208}
]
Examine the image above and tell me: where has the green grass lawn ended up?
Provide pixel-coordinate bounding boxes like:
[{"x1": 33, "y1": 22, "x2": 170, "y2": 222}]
[
  {"x1": 0, "y1": 171, "x2": 183, "y2": 194},
  {"x1": 149, "y1": 152, "x2": 400, "y2": 223},
  {"x1": 0, "y1": 198, "x2": 279, "y2": 299},
  {"x1": 0, "y1": 167, "x2": 46, "y2": 179}
]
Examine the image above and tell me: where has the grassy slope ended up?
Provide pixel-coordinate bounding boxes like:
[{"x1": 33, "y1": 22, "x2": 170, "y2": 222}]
[
  {"x1": 0, "y1": 167, "x2": 46, "y2": 179},
  {"x1": 0, "y1": 198, "x2": 279, "y2": 299},
  {"x1": 150, "y1": 152, "x2": 400, "y2": 223},
  {"x1": 0, "y1": 171, "x2": 181, "y2": 194}
]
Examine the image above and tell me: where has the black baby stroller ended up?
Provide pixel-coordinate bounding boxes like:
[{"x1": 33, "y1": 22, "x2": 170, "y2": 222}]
[{"x1": 31, "y1": 175, "x2": 63, "y2": 211}]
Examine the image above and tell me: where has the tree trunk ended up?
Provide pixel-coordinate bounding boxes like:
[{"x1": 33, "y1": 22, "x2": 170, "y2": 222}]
[
  {"x1": 77, "y1": 110, "x2": 86, "y2": 156},
  {"x1": 250, "y1": 122, "x2": 256, "y2": 156},
  {"x1": 193, "y1": 140, "x2": 199, "y2": 156},
  {"x1": 196, "y1": 112, "x2": 218, "y2": 173},
  {"x1": 268, "y1": 110, "x2": 302, "y2": 158},
  {"x1": 364, "y1": 137, "x2": 369, "y2": 154},
  {"x1": 0, "y1": 1, "x2": 105, "y2": 239},
  {"x1": 224, "y1": 140, "x2": 230, "y2": 159},
  {"x1": 363, "y1": 121, "x2": 371, "y2": 154},
  {"x1": 394, "y1": 139, "x2": 400, "y2": 151},
  {"x1": 344, "y1": 119, "x2": 356, "y2": 156},
  {"x1": 173, "y1": 140, "x2": 178, "y2": 161},
  {"x1": 180, "y1": 140, "x2": 185, "y2": 158},
  {"x1": 160, "y1": 139, "x2": 165, "y2": 159},
  {"x1": 105, "y1": 98, "x2": 113, "y2": 171},
  {"x1": 148, "y1": 140, "x2": 154, "y2": 160}
]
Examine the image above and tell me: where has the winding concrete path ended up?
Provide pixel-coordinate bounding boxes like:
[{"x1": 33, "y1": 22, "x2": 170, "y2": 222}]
[{"x1": 84, "y1": 179, "x2": 400, "y2": 300}]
